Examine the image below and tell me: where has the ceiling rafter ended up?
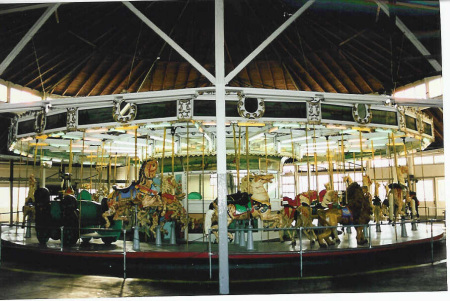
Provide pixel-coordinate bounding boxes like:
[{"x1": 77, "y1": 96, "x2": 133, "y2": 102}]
[
  {"x1": 87, "y1": 55, "x2": 123, "y2": 96},
  {"x1": 112, "y1": 59, "x2": 145, "y2": 94},
  {"x1": 320, "y1": 51, "x2": 361, "y2": 94},
  {"x1": 74, "y1": 56, "x2": 111, "y2": 96},
  {"x1": 99, "y1": 59, "x2": 132, "y2": 95}
]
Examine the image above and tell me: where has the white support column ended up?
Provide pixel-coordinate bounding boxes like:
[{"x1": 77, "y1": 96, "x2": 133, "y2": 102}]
[
  {"x1": 374, "y1": 0, "x2": 442, "y2": 72},
  {"x1": 215, "y1": 0, "x2": 229, "y2": 295},
  {"x1": 0, "y1": 4, "x2": 60, "y2": 76},
  {"x1": 224, "y1": 0, "x2": 315, "y2": 84},
  {"x1": 123, "y1": 1, "x2": 216, "y2": 85}
]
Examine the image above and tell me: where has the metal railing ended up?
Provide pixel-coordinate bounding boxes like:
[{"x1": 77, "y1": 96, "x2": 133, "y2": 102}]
[
  {"x1": 0, "y1": 218, "x2": 445, "y2": 281},
  {"x1": 207, "y1": 219, "x2": 444, "y2": 279}
]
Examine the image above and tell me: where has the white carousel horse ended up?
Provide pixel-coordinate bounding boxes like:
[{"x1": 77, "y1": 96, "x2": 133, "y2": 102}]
[
  {"x1": 206, "y1": 174, "x2": 283, "y2": 242},
  {"x1": 387, "y1": 165, "x2": 409, "y2": 222}
]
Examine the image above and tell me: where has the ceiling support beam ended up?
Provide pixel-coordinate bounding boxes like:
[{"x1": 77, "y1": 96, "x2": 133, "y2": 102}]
[
  {"x1": 123, "y1": 1, "x2": 216, "y2": 85},
  {"x1": 215, "y1": 0, "x2": 229, "y2": 295},
  {"x1": 0, "y1": 4, "x2": 60, "y2": 77},
  {"x1": 374, "y1": 0, "x2": 442, "y2": 72},
  {"x1": 0, "y1": 4, "x2": 53, "y2": 15},
  {"x1": 224, "y1": 0, "x2": 315, "y2": 84}
]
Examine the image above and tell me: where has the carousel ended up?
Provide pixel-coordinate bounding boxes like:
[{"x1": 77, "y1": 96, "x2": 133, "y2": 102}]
[{"x1": 0, "y1": 86, "x2": 445, "y2": 281}]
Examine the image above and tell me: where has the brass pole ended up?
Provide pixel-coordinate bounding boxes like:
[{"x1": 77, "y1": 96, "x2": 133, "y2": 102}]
[
  {"x1": 291, "y1": 129, "x2": 297, "y2": 196},
  {"x1": 135, "y1": 128, "x2": 138, "y2": 181},
  {"x1": 313, "y1": 126, "x2": 318, "y2": 195},
  {"x1": 161, "y1": 128, "x2": 166, "y2": 185},
  {"x1": 246, "y1": 126, "x2": 250, "y2": 193},
  {"x1": 305, "y1": 127, "x2": 311, "y2": 191}
]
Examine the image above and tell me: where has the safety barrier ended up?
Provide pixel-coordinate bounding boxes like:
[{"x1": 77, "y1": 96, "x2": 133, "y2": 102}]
[{"x1": 0, "y1": 218, "x2": 445, "y2": 281}]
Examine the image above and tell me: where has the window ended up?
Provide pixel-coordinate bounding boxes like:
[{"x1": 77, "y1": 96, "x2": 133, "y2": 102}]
[
  {"x1": 416, "y1": 179, "x2": 434, "y2": 202},
  {"x1": 10, "y1": 88, "x2": 41, "y2": 103},
  {"x1": 428, "y1": 77, "x2": 443, "y2": 98},
  {"x1": 0, "y1": 84, "x2": 7, "y2": 102}
]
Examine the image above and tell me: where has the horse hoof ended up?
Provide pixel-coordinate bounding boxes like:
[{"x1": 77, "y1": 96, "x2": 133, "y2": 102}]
[
  {"x1": 310, "y1": 241, "x2": 315, "y2": 246},
  {"x1": 291, "y1": 241, "x2": 296, "y2": 247},
  {"x1": 319, "y1": 243, "x2": 328, "y2": 248},
  {"x1": 335, "y1": 239, "x2": 341, "y2": 244}
]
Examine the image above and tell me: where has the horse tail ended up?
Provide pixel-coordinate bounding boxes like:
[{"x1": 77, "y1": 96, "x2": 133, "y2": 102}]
[{"x1": 204, "y1": 207, "x2": 215, "y2": 235}]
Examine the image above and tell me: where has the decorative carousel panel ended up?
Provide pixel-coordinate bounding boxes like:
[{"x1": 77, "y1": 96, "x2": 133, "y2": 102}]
[
  {"x1": 46, "y1": 112, "x2": 67, "y2": 131},
  {"x1": 263, "y1": 101, "x2": 307, "y2": 119},
  {"x1": 113, "y1": 98, "x2": 137, "y2": 123},
  {"x1": 17, "y1": 119, "x2": 35, "y2": 136},
  {"x1": 370, "y1": 109, "x2": 397, "y2": 126},
  {"x1": 137, "y1": 101, "x2": 177, "y2": 120},
  {"x1": 237, "y1": 96, "x2": 265, "y2": 119},
  {"x1": 78, "y1": 107, "x2": 115, "y2": 126},
  {"x1": 34, "y1": 110, "x2": 47, "y2": 133},
  {"x1": 306, "y1": 97, "x2": 322, "y2": 124},
  {"x1": 7, "y1": 116, "x2": 18, "y2": 150},
  {"x1": 67, "y1": 108, "x2": 77, "y2": 131},
  {"x1": 177, "y1": 99, "x2": 193, "y2": 121},
  {"x1": 321, "y1": 104, "x2": 353, "y2": 122},
  {"x1": 352, "y1": 104, "x2": 372, "y2": 124}
]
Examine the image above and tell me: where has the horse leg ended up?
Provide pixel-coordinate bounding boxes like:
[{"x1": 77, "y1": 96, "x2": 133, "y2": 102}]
[{"x1": 356, "y1": 227, "x2": 368, "y2": 245}]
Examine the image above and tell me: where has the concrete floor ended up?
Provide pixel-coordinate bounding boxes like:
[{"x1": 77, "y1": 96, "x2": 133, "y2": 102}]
[{"x1": 0, "y1": 258, "x2": 447, "y2": 298}]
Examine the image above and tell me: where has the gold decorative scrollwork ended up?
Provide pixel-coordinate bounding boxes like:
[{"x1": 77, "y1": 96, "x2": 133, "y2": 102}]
[
  {"x1": 352, "y1": 104, "x2": 372, "y2": 124},
  {"x1": 237, "y1": 95, "x2": 265, "y2": 119},
  {"x1": 113, "y1": 97, "x2": 137, "y2": 123}
]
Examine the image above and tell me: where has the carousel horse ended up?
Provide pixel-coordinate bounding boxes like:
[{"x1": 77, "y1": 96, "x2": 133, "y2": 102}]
[
  {"x1": 372, "y1": 182, "x2": 383, "y2": 225},
  {"x1": 277, "y1": 190, "x2": 319, "y2": 242},
  {"x1": 317, "y1": 182, "x2": 372, "y2": 247},
  {"x1": 103, "y1": 159, "x2": 164, "y2": 236},
  {"x1": 387, "y1": 165, "x2": 409, "y2": 223},
  {"x1": 159, "y1": 174, "x2": 191, "y2": 234},
  {"x1": 205, "y1": 174, "x2": 282, "y2": 242},
  {"x1": 278, "y1": 196, "x2": 301, "y2": 243},
  {"x1": 22, "y1": 174, "x2": 37, "y2": 228},
  {"x1": 287, "y1": 191, "x2": 319, "y2": 245}
]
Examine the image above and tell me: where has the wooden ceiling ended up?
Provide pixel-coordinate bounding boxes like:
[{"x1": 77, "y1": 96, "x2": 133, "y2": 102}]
[{"x1": 0, "y1": 0, "x2": 443, "y2": 150}]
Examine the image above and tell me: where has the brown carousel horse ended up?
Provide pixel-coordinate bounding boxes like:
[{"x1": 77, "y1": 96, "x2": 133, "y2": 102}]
[
  {"x1": 159, "y1": 174, "x2": 192, "y2": 234},
  {"x1": 317, "y1": 182, "x2": 372, "y2": 247},
  {"x1": 205, "y1": 174, "x2": 283, "y2": 242},
  {"x1": 103, "y1": 158, "x2": 165, "y2": 237}
]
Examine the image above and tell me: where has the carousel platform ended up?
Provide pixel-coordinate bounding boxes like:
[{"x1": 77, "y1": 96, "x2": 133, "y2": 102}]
[{"x1": 0, "y1": 221, "x2": 446, "y2": 281}]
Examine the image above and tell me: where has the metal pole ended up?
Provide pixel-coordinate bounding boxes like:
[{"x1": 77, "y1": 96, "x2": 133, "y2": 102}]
[
  {"x1": 123, "y1": 229, "x2": 127, "y2": 279},
  {"x1": 9, "y1": 160, "x2": 13, "y2": 226},
  {"x1": 0, "y1": 223, "x2": 2, "y2": 267},
  {"x1": 60, "y1": 226, "x2": 64, "y2": 251},
  {"x1": 215, "y1": 0, "x2": 229, "y2": 294},
  {"x1": 299, "y1": 228, "x2": 303, "y2": 278},
  {"x1": 368, "y1": 224, "x2": 372, "y2": 248},
  {"x1": 208, "y1": 229, "x2": 212, "y2": 280},
  {"x1": 430, "y1": 220, "x2": 434, "y2": 264}
]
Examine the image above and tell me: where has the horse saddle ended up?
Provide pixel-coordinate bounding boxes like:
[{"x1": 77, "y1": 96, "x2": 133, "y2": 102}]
[
  {"x1": 233, "y1": 202, "x2": 251, "y2": 216},
  {"x1": 341, "y1": 207, "x2": 353, "y2": 224},
  {"x1": 113, "y1": 183, "x2": 136, "y2": 195},
  {"x1": 388, "y1": 183, "x2": 407, "y2": 190},
  {"x1": 372, "y1": 196, "x2": 382, "y2": 206}
]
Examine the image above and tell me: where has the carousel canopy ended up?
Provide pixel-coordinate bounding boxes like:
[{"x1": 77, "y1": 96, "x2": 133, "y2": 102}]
[{"x1": 0, "y1": 0, "x2": 443, "y2": 156}]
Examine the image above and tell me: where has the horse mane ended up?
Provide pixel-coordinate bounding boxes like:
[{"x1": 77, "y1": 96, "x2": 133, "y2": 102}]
[{"x1": 346, "y1": 182, "x2": 372, "y2": 224}]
